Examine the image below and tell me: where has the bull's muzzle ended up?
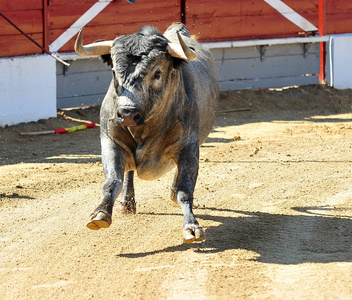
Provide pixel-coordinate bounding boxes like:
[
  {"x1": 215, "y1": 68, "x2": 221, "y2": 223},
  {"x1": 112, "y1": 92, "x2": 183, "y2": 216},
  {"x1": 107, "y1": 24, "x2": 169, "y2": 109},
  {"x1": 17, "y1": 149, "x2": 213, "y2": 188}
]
[{"x1": 116, "y1": 108, "x2": 143, "y2": 127}]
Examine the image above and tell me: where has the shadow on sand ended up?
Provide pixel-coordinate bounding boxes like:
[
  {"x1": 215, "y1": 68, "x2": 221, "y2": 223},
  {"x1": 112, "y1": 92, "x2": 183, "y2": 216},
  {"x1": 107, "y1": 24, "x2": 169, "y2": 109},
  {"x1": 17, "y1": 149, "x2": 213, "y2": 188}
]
[{"x1": 118, "y1": 206, "x2": 352, "y2": 265}]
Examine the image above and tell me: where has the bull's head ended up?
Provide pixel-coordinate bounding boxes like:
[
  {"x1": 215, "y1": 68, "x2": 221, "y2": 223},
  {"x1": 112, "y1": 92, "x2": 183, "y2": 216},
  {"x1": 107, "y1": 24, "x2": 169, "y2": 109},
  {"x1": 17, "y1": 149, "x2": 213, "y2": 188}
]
[{"x1": 74, "y1": 26, "x2": 197, "y2": 127}]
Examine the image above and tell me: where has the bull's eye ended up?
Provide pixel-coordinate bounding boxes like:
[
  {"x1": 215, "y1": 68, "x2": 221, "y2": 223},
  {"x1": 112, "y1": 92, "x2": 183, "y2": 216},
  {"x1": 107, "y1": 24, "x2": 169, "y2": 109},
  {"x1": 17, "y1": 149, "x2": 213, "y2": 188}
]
[
  {"x1": 129, "y1": 55, "x2": 140, "y2": 67},
  {"x1": 153, "y1": 69, "x2": 161, "y2": 81},
  {"x1": 117, "y1": 85, "x2": 124, "y2": 95}
]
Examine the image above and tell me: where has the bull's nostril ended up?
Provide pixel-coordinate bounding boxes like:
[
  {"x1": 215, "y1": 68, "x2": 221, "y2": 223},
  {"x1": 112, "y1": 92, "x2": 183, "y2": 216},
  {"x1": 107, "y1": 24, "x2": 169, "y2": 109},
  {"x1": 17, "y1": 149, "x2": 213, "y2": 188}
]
[{"x1": 133, "y1": 112, "x2": 142, "y2": 123}]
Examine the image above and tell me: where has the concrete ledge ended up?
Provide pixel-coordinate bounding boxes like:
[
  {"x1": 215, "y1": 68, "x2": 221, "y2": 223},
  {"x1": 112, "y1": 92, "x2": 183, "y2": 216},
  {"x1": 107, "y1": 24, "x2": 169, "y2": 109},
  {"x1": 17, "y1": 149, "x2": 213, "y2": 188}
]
[
  {"x1": 0, "y1": 55, "x2": 57, "y2": 127},
  {"x1": 203, "y1": 36, "x2": 329, "y2": 49},
  {"x1": 326, "y1": 34, "x2": 352, "y2": 89}
]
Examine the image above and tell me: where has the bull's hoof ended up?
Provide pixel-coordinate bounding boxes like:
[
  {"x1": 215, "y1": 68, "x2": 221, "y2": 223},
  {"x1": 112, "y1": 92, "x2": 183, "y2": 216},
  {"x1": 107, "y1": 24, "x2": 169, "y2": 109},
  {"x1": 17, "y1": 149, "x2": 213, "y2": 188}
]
[
  {"x1": 183, "y1": 226, "x2": 206, "y2": 244},
  {"x1": 118, "y1": 201, "x2": 136, "y2": 214},
  {"x1": 86, "y1": 211, "x2": 112, "y2": 230}
]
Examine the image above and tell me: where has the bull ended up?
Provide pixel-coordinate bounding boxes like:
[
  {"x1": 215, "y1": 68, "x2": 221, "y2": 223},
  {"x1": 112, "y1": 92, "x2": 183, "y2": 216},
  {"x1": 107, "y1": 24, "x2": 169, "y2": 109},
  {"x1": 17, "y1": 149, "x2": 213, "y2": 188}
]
[{"x1": 74, "y1": 23, "x2": 219, "y2": 243}]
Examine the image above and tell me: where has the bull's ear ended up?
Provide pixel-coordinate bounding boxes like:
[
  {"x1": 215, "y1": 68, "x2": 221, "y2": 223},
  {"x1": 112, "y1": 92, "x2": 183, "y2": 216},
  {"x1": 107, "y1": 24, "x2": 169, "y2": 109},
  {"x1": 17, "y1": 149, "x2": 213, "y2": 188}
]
[
  {"x1": 101, "y1": 54, "x2": 113, "y2": 67},
  {"x1": 92, "y1": 39, "x2": 113, "y2": 66},
  {"x1": 90, "y1": 39, "x2": 112, "y2": 66}
]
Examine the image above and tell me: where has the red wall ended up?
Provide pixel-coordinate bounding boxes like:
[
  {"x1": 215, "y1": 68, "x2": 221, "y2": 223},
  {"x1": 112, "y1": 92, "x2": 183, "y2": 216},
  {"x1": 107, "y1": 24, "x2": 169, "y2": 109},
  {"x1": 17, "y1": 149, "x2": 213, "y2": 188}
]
[
  {"x1": 48, "y1": 0, "x2": 181, "y2": 53},
  {"x1": 185, "y1": 0, "x2": 352, "y2": 42},
  {"x1": 0, "y1": 0, "x2": 44, "y2": 56},
  {"x1": 1, "y1": 0, "x2": 352, "y2": 57}
]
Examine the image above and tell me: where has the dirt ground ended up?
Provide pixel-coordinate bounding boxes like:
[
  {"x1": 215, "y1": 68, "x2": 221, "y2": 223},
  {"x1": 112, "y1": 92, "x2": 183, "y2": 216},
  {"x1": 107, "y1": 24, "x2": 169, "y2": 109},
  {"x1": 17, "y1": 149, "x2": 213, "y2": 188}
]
[{"x1": 1, "y1": 85, "x2": 352, "y2": 299}]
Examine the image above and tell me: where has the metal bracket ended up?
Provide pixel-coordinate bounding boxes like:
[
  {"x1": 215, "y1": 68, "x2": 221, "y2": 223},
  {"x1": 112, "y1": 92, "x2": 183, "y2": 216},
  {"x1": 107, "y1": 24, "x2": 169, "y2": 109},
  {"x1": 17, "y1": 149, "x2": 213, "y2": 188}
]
[
  {"x1": 63, "y1": 62, "x2": 71, "y2": 76},
  {"x1": 257, "y1": 45, "x2": 268, "y2": 62},
  {"x1": 302, "y1": 43, "x2": 311, "y2": 59}
]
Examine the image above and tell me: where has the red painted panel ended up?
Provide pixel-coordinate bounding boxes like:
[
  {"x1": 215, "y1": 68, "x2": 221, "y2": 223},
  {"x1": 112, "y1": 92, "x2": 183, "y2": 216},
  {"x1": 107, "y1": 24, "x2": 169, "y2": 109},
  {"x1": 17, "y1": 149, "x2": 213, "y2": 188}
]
[
  {"x1": 49, "y1": 0, "x2": 97, "y2": 5},
  {"x1": 185, "y1": 0, "x2": 352, "y2": 42},
  {"x1": 185, "y1": 0, "x2": 320, "y2": 42},
  {"x1": 90, "y1": 0, "x2": 180, "y2": 33},
  {"x1": 48, "y1": 0, "x2": 181, "y2": 52},
  {"x1": 0, "y1": 10, "x2": 43, "y2": 35},
  {"x1": 325, "y1": 0, "x2": 352, "y2": 34},
  {"x1": 1, "y1": 0, "x2": 352, "y2": 58},
  {"x1": 284, "y1": 0, "x2": 319, "y2": 13},
  {"x1": 326, "y1": 12, "x2": 352, "y2": 34},
  {"x1": 0, "y1": 33, "x2": 43, "y2": 57},
  {"x1": 282, "y1": 0, "x2": 352, "y2": 34},
  {"x1": 326, "y1": 0, "x2": 352, "y2": 13},
  {"x1": 53, "y1": 21, "x2": 178, "y2": 53},
  {"x1": 48, "y1": 3, "x2": 93, "y2": 30},
  {"x1": 0, "y1": 0, "x2": 43, "y2": 11},
  {"x1": 187, "y1": 15, "x2": 319, "y2": 42},
  {"x1": 0, "y1": 5, "x2": 44, "y2": 57}
]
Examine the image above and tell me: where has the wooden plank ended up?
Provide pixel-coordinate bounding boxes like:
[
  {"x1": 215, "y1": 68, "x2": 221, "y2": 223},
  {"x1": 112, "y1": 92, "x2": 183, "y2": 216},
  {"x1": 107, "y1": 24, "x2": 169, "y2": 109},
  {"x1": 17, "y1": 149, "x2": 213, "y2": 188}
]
[
  {"x1": 0, "y1": 0, "x2": 43, "y2": 11},
  {"x1": 284, "y1": 0, "x2": 319, "y2": 14},
  {"x1": 90, "y1": 1, "x2": 180, "y2": 26},
  {"x1": 185, "y1": 0, "x2": 318, "y2": 19},
  {"x1": 264, "y1": 0, "x2": 317, "y2": 32},
  {"x1": 49, "y1": 0, "x2": 175, "y2": 8},
  {"x1": 49, "y1": 0, "x2": 98, "y2": 6},
  {"x1": 48, "y1": 0, "x2": 180, "y2": 52},
  {"x1": 0, "y1": 10, "x2": 43, "y2": 35},
  {"x1": 325, "y1": 0, "x2": 352, "y2": 34},
  {"x1": 0, "y1": 34, "x2": 43, "y2": 57},
  {"x1": 49, "y1": 1, "x2": 113, "y2": 52},
  {"x1": 326, "y1": 0, "x2": 352, "y2": 12},
  {"x1": 186, "y1": 14, "x2": 319, "y2": 42},
  {"x1": 48, "y1": 3, "x2": 91, "y2": 30},
  {"x1": 48, "y1": 0, "x2": 180, "y2": 30},
  {"x1": 185, "y1": 0, "x2": 321, "y2": 41},
  {"x1": 0, "y1": 9, "x2": 44, "y2": 57},
  {"x1": 49, "y1": 20, "x2": 176, "y2": 53},
  {"x1": 43, "y1": 0, "x2": 49, "y2": 52},
  {"x1": 326, "y1": 12, "x2": 352, "y2": 34},
  {"x1": 49, "y1": 7, "x2": 179, "y2": 29},
  {"x1": 184, "y1": 0, "x2": 352, "y2": 41}
]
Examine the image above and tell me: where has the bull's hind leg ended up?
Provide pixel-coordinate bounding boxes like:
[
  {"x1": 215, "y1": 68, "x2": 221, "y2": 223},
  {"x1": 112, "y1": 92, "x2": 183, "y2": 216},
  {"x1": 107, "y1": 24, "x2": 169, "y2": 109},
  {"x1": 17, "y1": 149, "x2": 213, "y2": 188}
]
[
  {"x1": 87, "y1": 133, "x2": 125, "y2": 230},
  {"x1": 119, "y1": 171, "x2": 136, "y2": 214},
  {"x1": 176, "y1": 141, "x2": 206, "y2": 244}
]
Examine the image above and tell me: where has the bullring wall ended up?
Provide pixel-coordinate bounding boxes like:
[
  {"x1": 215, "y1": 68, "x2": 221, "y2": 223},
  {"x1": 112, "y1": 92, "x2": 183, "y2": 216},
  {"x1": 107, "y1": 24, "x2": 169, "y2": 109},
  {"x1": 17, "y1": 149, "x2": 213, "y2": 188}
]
[{"x1": 56, "y1": 41, "x2": 321, "y2": 108}]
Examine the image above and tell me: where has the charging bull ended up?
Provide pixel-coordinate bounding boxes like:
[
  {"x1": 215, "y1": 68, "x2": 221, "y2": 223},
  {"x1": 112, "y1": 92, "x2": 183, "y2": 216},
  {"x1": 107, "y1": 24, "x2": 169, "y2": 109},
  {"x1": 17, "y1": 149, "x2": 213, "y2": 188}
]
[{"x1": 75, "y1": 23, "x2": 219, "y2": 243}]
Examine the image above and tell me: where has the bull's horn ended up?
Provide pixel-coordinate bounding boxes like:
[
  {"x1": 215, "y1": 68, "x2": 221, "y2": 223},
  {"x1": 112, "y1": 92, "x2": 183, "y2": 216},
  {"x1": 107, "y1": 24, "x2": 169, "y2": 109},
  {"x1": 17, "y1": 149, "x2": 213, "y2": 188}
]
[
  {"x1": 75, "y1": 29, "x2": 113, "y2": 56},
  {"x1": 167, "y1": 31, "x2": 197, "y2": 61}
]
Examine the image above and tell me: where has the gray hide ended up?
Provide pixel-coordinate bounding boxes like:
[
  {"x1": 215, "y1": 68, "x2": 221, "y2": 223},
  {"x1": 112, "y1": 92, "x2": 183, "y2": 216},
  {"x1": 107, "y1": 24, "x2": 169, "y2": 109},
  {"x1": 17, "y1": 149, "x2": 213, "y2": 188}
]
[{"x1": 83, "y1": 23, "x2": 219, "y2": 243}]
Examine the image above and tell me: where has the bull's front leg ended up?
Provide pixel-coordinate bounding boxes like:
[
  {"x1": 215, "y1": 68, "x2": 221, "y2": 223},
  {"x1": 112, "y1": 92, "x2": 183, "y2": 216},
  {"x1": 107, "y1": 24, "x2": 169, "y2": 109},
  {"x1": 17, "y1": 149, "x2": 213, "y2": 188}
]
[
  {"x1": 176, "y1": 140, "x2": 206, "y2": 244},
  {"x1": 86, "y1": 132, "x2": 125, "y2": 230}
]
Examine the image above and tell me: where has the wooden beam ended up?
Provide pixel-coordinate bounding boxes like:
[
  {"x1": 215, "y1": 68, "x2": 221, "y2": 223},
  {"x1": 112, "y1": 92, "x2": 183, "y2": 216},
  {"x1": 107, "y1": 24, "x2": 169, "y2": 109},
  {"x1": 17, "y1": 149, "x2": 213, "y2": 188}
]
[
  {"x1": 43, "y1": 0, "x2": 49, "y2": 52},
  {"x1": 264, "y1": 0, "x2": 318, "y2": 32},
  {"x1": 319, "y1": 0, "x2": 326, "y2": 83},
  {"x1": 49, "y1": 0, "x2": 113, "y2": 53}
]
